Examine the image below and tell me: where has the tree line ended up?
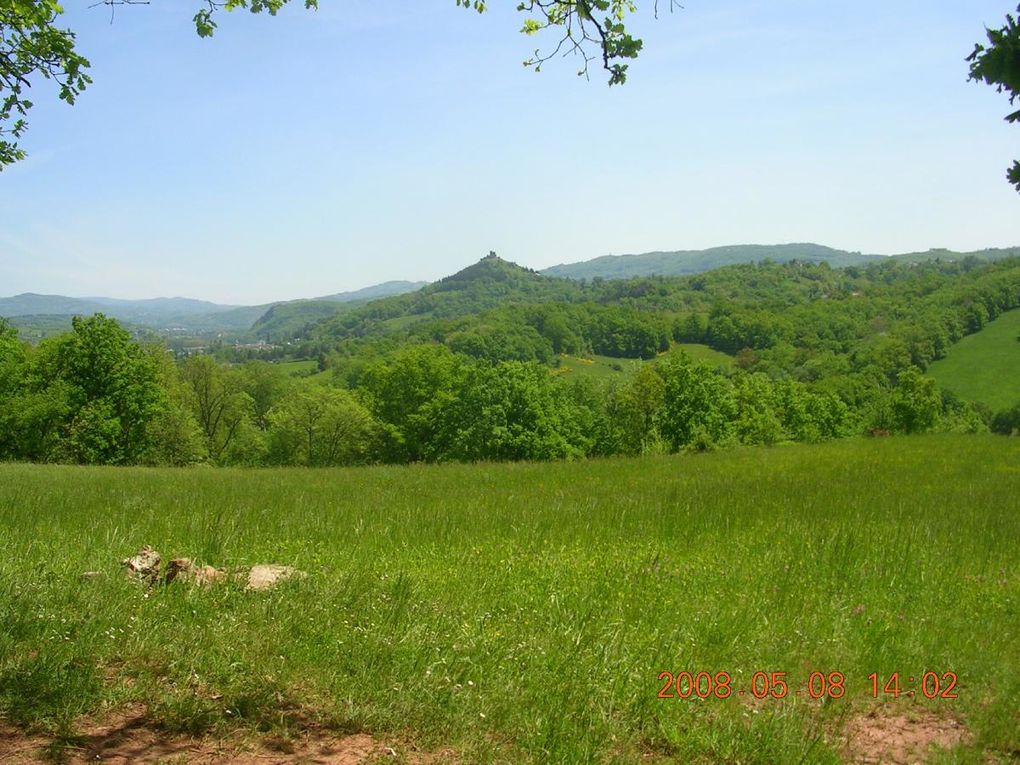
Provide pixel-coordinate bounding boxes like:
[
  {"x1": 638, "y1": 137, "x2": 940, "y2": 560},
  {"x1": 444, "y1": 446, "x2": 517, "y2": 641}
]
[
  {"x1": 0, "y1": 307, "x2": 1012, "y2": 469},
  {"x1": 4, "y1": 255, "x2": 1020, "y2": 467}
]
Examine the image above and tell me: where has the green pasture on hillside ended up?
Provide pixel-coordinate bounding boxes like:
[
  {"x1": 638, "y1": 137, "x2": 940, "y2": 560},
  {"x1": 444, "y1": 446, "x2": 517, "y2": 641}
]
[
  {"x1": 0, "y1": 435, "x2": 1018, "y2": 763},
  {"x1": 557, "y1": 344, "x2": 733, "y2": 380},
  {"x1": 928, "y1": 308, "x2": 1020, "y2": 411},
  {"x1": 673, "y1": 342, "x2": 735, "y2": 368},
  {"x1": 273, "y1": 358, "x2": 319, "y2": 376}
]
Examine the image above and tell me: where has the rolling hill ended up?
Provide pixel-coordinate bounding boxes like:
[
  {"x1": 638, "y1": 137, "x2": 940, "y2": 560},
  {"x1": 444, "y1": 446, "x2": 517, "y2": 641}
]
[
  {"x1": 7, "y1": 246, "x2": 1020, "y2": 342},
  {"x1": 315, "y1": 280, "x2": 426, "y2": 302},
  {"x1": 541, "y1": 243, "x2": 1020, "y2": 280},
  {"x1": 927, "y1": 307, "x2": 1020, "y2": 411},
  {"x1": 0, "y1": 280, "x2": 426, "y2": 337},
  {"x1": 251, "y1": 300, "x2": 357, "y2": 341}
]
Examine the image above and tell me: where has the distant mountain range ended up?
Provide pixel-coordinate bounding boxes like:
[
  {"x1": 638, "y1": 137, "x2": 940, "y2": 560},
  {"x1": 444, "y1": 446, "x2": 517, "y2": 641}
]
[
  {"x1": 0, "y1": 294, "x2": 231, "y2": 320},
  {"x1": 540, "y1": 243, "x2": 1020, "y2": 280},
  {"x1": 0, "y1": 280, "x2": 428, "y2": 337},
  {"x1": 4, "y1": 245, "x2": 1018, "y2": 338}
]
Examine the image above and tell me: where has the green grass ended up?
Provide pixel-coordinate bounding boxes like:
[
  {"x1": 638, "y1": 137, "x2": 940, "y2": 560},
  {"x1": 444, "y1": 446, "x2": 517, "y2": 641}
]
[
  {"x1": 272, "y1": 359, "x2": 333, "y2": 383},
  {"x1": 928, "y1": 308, "x2": 1020, "y2": 411},
  {"x1": 273, "y1": 359, "x2": 319, "y2": 376},
  {"x1": 556, "y1": 353, "x2": 645, "y2": 379},
  {"x1": 556, "y1": 344, "x2": 733, "y2": 380},
  {"x1": 672, "y1": 342, "x2": 735, "y2": 368},
  {"x1": 1, "y1": 435, "x2": 1018, "y2": 763},
  {"x1": 382, "y1": 313, "x2": 432, "y2": 331}
]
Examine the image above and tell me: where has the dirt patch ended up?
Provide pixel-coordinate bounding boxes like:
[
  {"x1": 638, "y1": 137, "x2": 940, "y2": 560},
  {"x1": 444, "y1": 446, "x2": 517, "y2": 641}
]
[
  {"x1": 842, "y1": 706, "x2": 971, "y2": 764},
  {"x1": 0, "y1": 712, "x2": 456, "y2": 764}
]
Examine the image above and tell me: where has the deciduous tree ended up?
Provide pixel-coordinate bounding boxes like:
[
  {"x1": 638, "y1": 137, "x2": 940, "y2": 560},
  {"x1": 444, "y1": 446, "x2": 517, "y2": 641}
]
[
  {"x1": 181, "y1": 354, "x2": 254, "y2": 462},
  {"x1": 0, "y1": 0, "x2": 653, "y2": 168},
  {"x1": 267, "y1": 384, "x2": 379, "y2": 466},
  {"x1": 50, "y1": 314, "x2": 163, "y2": 463},
  {"x1": 969, "y1": 4, "x2": 1020, "y2": 192},
  {"x1": 0, "y1": 0, "x2": 90, "y2": 166}
]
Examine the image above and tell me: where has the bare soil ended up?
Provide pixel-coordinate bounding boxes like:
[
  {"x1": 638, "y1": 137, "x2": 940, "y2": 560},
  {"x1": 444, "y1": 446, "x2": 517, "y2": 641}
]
[
  {"x1": 0, "y1": 711, "x2": 456, "y2": 764},
  {"x1": 1, "y1": 703, "x2": 977, "y2": 763},
  {"x1": 841, "y1": 705, "x2": 971, "y2": 764}
]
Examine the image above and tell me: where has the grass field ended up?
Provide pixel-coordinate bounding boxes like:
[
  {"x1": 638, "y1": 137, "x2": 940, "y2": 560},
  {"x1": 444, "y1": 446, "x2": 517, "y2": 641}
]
[
  {"x1": 1, "y1": 435, "x2": 1018, "y2": 763},
  {"x1": 673, "y1": 342, "x2": 735, "y2": 368},
  {"x1": 557, "y1": 344, "x2": 733, "y2": 380},
  {"x1": 273, "y1": 358, "x2": 320, "y2": 376},
  {"x1": 928, "y1": 308, "x2": 1020, "y2": 411}
]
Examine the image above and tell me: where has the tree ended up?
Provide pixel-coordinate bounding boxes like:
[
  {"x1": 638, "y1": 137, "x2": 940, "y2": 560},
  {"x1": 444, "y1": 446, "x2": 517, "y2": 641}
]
[
  {"x1": 607, "y1": 363, "x2": 664, "y2": 454},
  {"x1": 194, "y1": 0, "x2": 648, "y2": 86},
  {"x1": 656, "y1": 353, "x2": 736, "y2": 452},
  {"x1": 889, "y1": 367, "x2": 942, "y2": 434},
  {"x1": 236, "y1": 360, "x2": 290, "y2": 430},
  {"x1": 141, "y1": 347, "x2": 208, "y2": 466},
  {"x1": 0, "y1": 317, "x2": 24, "y2": 394},
  {"x1": 0, "y1": 318, "x2": 69, "y2": 460},
  {"x1": 181, "y1": 354, "x2": 255, "y2": 463},
  {"x1": 732, "y1": 372, "x2": 783, "y2": 446},
  {"x1": 991, "y1": 400, "x2": 1020, "y2": 435},
  {"x1": 969, "y1": 4, "x2": 1020, "y2": 192},
  {"x1": 359, "y1": 344, "x2": 466, "y2": 462},
  {"x1": 48, "y1": 314, "x2": 164, "y2": 463},
  {"x1": 267, "y1": 384, "x2": 379, "y2": 466},
  {"x1": 435, "y1": 360, "x2": 588, "y2": 462},
  {"x1": 1, "y1": 0, "x2": 652, "y2": 169},
  {"x1": 0, "y1": 0, "x2": 91, "y2": 166}
]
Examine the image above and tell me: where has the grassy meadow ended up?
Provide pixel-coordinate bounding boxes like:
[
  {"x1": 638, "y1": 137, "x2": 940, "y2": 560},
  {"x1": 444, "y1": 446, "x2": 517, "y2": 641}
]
[
  {"x1": 273, "y1": 358, "x2": 321, "y2": 376},
  {"x1": 928, "y1": 308, "x2": 1020, "y2": 411},
  {"x1": 557, "y1": 344, "x2": 734, "y2": 380},
  {"x1": 0, "y1": 435, "x2": 1018, "y2": 763}
]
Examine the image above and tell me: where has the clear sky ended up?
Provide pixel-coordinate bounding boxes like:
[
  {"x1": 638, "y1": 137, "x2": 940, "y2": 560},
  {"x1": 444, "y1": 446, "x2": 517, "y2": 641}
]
[{"x1": 1, "y1": 1, "x2": 1019, "y2": 304}]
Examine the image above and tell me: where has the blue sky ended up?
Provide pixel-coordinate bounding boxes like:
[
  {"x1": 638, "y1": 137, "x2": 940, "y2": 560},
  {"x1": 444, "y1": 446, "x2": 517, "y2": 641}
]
[{"x1": 1, "y1": 1, "x2": 1018, "y2": 304}]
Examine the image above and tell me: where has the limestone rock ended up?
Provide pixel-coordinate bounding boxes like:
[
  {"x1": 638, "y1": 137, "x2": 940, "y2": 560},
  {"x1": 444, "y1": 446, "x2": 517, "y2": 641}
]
[
  {"x1": 245, "y1": 564, "x2": 305, "y2": 591},
  {"x1": 165, "y1": 558, "x2": 226, "y2": 587},
  {"x1": 121, "y1": 545, "x2": 161, "y2": 585}
]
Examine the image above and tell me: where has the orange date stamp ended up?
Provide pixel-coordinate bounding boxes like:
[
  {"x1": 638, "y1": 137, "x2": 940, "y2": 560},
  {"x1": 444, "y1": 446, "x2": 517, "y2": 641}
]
[{"x1": 657, "y1": 671, "x2": 959, "y2": 700}]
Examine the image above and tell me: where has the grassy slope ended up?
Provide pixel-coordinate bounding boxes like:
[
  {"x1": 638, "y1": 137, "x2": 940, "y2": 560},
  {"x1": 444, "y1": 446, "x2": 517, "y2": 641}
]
[
  {"x1": 0, "y1": 435, "x2": 1018, "y2": 763},
  {"x1": 250, "y1": 300, "x2": 348, "y2": 339},
  {"x1": 674, "y1": 342, "x2": 735, "y2": 368},
  {"x1": 928, "y1": 308, "x2": 1020, "y2": 411},
  {"x1": 556, "y1": 344, "x2": 734, "y2": 380},
  {"x1": 556, "y1": 353, "x2": 647, "y2": 379},
  {"x1": 273, "y1": 358, "x2": 320, "y2": 376}
]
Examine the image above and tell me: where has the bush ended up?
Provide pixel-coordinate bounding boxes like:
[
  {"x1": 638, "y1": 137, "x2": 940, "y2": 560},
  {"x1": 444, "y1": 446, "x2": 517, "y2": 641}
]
[{"x1": 991, "y1": 402, "x2": 1020, "y2": 436}]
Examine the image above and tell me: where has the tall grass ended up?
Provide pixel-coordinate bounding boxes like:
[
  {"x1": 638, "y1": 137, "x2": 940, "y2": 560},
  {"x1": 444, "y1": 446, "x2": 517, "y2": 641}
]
[{"x1": 0, "y1": 434, "x2": 1017, "y2": 762}]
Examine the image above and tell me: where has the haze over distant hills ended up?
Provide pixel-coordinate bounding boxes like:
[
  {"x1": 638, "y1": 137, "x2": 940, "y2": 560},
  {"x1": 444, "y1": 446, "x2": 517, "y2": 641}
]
[
  {"x1": 0, "y1": 281, "x2": 428, "y2": 336},
  {"x1": 540, "y1": 243, "x2": 1020, "y2": 280},
  {"x1": 315, "y1": 281, "x2": 427, "y2": 302},
  {"x1": 3, "y1": 244, "x2": 1018, "y2": 338},
  {"x1": 0, "y1": 294, "x2": 229, "y2": 320}
]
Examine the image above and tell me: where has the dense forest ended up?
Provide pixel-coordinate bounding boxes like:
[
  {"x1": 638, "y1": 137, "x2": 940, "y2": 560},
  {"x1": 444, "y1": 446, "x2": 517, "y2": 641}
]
[{"x1": 2, "y1": 254, "x2": 1020, "y2": 467}]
